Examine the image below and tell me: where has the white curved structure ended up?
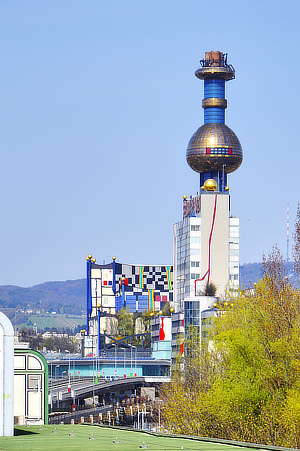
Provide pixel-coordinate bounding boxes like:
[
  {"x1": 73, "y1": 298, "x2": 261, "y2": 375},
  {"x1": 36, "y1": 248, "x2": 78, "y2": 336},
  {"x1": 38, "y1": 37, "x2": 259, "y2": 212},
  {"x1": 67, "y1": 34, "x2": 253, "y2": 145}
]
[{"x1": 0, "y1": 311, "x2": 14, "y2": 436}]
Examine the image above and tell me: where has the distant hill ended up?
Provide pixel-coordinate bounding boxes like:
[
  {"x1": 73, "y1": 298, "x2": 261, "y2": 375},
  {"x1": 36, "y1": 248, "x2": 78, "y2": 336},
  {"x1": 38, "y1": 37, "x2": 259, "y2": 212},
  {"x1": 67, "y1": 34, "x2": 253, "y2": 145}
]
[
  {"x1": 0, "y1": 262, "x2": 298, "y2": 329},
  {"x1": 239, "y1": 261, "x2": 297, "y2": 288},
  {"x1": 239, "y1": 263, "x2": 262, "y2": 288},
  {"x1": 0, "y1": 279, "x2": 86, "y2": 316}
]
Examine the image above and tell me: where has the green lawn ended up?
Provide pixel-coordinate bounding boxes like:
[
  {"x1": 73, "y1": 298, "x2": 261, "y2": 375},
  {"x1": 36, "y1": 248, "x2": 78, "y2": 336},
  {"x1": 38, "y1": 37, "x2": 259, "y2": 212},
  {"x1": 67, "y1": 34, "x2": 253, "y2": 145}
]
[{"x1": 0, "y1": 425, "x2": 262, "y2": 451}]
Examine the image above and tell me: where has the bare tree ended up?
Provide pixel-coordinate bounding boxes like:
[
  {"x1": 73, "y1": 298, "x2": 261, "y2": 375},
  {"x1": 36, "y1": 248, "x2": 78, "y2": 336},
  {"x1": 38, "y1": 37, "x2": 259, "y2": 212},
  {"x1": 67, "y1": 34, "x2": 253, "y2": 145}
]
[{"x1": 294, "y1": 202, "x2": 300, "y2": 279}]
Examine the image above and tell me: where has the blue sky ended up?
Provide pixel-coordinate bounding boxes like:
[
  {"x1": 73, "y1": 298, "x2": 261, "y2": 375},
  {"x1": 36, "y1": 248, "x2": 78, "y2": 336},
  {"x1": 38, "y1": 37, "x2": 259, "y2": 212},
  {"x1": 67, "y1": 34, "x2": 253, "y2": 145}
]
[{"x1": 1, "y1": 1, "x2": 299, "y2": 286}]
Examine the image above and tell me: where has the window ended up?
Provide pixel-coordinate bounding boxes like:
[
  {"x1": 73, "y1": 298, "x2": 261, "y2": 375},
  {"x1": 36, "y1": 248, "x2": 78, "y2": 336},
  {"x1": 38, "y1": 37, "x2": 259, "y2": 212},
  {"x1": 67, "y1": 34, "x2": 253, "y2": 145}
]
[
  {"x1": 206, "y1": 147, "x2": 232, "y2": 155},
  {"x1": 191, "y1": 225, "x2": 200, "y2": 231}
]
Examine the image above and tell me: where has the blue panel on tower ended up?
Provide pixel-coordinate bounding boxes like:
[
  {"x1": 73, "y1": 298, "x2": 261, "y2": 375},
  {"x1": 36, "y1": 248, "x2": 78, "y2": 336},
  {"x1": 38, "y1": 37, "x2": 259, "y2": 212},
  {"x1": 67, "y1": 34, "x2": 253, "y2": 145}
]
[
  {"x1": 204, "y1": 79, "x2": 225, "y2": 98},
  {"x1": 204, "y1": 108, "x2": 225, "y2": 123}
]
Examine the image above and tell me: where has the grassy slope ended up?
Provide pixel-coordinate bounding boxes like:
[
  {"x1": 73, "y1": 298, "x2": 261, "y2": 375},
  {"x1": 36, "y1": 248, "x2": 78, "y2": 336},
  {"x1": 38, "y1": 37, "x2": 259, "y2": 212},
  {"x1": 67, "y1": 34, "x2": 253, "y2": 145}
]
[
  {"x1": 1, "y1": 425, "x2": 251, "y2": 451},
  {"x1": 16, "y1": 313, "x2": 86, "y2": 332}
]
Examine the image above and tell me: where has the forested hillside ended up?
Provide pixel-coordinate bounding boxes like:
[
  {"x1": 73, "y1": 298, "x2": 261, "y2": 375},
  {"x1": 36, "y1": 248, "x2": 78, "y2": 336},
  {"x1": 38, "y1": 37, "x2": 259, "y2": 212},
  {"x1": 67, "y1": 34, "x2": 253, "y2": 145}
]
[
  {"x1": 0, "y1": 262, "x2": 297, "y2": 330},
  {"x1": 240, "y1": 261, "x2": 296, "y2": 287},
  {"x1": 0, "y1": 279, "x2": 85, "y2": 315}
]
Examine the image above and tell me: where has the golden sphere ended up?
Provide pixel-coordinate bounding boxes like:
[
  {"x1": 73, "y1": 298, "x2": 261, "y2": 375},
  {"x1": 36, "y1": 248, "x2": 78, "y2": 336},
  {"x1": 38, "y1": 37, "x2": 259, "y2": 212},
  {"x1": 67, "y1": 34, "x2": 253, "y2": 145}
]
[
  {"x1": 112, "y1": 256, "x2": 116, "y2": 260},
  {"x1": 88, "y1": 254, "x2": 92, "y2": 259},
  {"x1": 230, "y1": 303, "x2": 234, "y2": 308},
  {"x1": 225, "y1": 186, "x2": 229, "y2": 191},
  {"x1": 121, "y1": 276, "x2": 126, "y2": 281},
  {"x1": 204, "y1": 179, "x2": 217, "y2": 192},
  {"x1": 92, "y1": 258, "x2": 96, "y2": 263},
  {"x1": 170, "y1": 307, "x2": 175, "y2": 313},
  {"x1": 159, "y1": 310, "x2": 163, "y2": 315},
  {"x1": 213, "y1": 303, "x2": 217, "y2": 308},
  {"x1": 224, "y1": 301, "x2": 228, "y2": 307},
  {"x1": 201, "y1": 185, "x2": 205, "y2": 190},
  {"x1": 86, "y1": 257, "x2": 89, "y2": 261},
  {"x1": 183, "y1": 195, "x2": 187, "y2": 200},
  {"x1": 186, "y1": 123, "x2": 243, "y2": 174}
]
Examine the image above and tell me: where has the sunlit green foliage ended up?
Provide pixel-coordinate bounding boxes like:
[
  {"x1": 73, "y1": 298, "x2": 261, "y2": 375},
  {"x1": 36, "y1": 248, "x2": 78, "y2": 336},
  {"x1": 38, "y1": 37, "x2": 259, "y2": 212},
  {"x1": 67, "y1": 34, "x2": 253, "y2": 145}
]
[
  {"x1": 116, "y1": 308, "x2": 134, "y2": 336},
  {"x1": 162, "y1": 246, "x2": 300, "y2": 448}
]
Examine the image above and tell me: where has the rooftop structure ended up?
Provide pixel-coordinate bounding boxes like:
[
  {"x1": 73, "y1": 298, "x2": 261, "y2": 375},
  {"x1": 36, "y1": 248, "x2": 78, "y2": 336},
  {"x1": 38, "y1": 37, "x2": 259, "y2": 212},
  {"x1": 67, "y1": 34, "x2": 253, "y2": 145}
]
[{"x1": 186, "y1": 51, "x2": 243, "y2": 192}]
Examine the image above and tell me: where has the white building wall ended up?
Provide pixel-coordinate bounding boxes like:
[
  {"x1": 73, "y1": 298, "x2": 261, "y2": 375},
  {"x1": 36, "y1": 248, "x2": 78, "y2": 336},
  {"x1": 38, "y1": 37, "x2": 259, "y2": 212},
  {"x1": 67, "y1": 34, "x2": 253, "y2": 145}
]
[
  {"x1": 200, "y1": 194, "x2": 229, "y2": 296},
  {"x1": 173, "y1": 192, "x2": 239, "y2": 310},
  {"x1": 229, "y1": 216, "x2": 239, "y2": 290},
  {"x1": 173, "y1": 216, "x2": 201, "y2": 312}
]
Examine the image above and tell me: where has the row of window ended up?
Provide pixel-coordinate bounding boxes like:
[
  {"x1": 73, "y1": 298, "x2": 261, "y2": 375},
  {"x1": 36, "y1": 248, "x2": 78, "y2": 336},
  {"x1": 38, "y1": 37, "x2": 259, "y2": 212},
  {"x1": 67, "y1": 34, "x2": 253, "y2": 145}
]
[
  {"x1": 177, "y1": 248, "x2": 201, "y2": 258},
  {"x1": 229, "y1": 256, "x2": 239, "y2": 262},
  {"x1": 185, "y1": 273, "x2": 201, "y2": 280},
  {"x1": 178, "y1": 249, "x2": 238, "y2": 260},
  {"x1": 206, "y1": 147, "x2": 232, "y2": 155},
  {"x1": 176, "y1": 229, "x2": 189, "y2": 236},
  {"x1": 177, "y1": 261, "x2": 200, "y2": 271},
  {"x1": 177, "y1": 237, "x2": 201, "y2": 247}
]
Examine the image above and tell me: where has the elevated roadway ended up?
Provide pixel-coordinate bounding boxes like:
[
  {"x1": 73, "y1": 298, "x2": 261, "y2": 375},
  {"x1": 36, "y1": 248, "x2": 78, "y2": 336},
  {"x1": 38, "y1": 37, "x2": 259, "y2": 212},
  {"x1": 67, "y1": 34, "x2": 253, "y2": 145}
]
[{"x1": 50, "y1": 376, "x2": 170, "y2": 408}]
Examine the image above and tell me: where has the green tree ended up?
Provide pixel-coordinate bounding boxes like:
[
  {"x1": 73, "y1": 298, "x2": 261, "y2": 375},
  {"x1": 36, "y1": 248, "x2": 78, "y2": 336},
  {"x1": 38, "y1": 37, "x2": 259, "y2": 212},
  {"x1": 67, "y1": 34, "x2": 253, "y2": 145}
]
[
  {"x1": 161, "y1": 301, "x2": 171, "y2": 316},
  {"x1": 43, "y1": 336, "x2": 79, "y2": 353},
  {"x1": 117, "y1": 307, "x2": 134, "y2": 337},
  {"x1": 19, "y1": 329, "x2": 80, "y2": 353},
  {"x1": 139, "y1": 310, "x2": 153, "y2": 334},
  {"x1": 162, "y1": 246, "x2": 300, "y2": 448},
  {"x1": 204, "y1": 282, "x2": 217, "y2": 297},
  {"x1": 19, "y1": 328, "x2": 43, "y2": 350}
]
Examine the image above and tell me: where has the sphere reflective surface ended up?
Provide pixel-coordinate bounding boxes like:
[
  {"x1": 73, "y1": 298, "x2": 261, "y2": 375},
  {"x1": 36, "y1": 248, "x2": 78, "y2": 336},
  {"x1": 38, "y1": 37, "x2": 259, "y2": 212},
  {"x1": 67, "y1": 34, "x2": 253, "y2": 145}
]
[
  {"x1": 186, "y1": 123, "x2": 243, "y2": 174},
  {"x1": 204, "y1": 179, "x2": 217, "y2": 191}
]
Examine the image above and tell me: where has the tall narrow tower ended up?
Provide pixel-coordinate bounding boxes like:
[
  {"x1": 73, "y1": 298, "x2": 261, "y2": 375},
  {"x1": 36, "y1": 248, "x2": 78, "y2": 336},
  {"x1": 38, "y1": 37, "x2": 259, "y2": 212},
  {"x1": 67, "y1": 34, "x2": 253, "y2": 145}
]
[
  {"x1": 173, "y1": 51, "x2": 242, "y2": 312},
  {"x1": 186, "y1": 51, "x2": 242, "y2": 191}
]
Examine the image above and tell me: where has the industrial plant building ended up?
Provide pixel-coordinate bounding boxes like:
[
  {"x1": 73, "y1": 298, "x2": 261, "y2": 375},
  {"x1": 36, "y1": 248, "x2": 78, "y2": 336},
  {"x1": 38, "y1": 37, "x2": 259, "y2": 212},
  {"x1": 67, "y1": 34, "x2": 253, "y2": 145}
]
[{"x1": 85, "y1": 50, "x2": 242, "y2": 359}]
